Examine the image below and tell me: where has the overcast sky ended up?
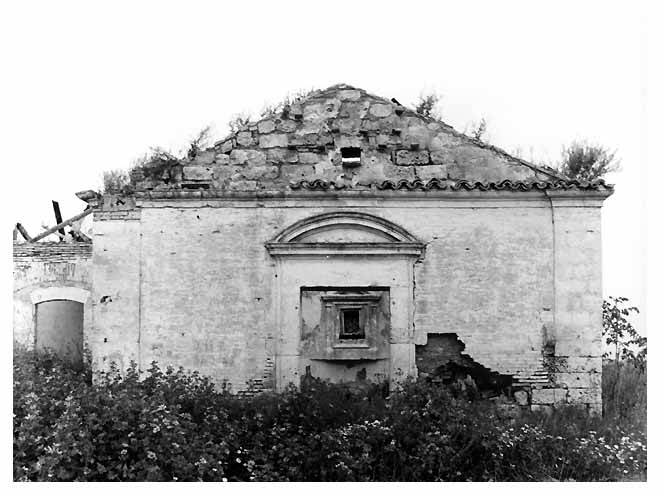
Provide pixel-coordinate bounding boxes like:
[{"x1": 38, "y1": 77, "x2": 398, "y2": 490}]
[{"x1": 2, "y1": 1, "x2": 652, "y2": 333}]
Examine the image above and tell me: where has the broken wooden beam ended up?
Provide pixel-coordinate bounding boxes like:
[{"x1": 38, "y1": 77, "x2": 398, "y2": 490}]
[
  {"x1": 15, "y1": 223, "x2": 31, "y2": 241},
  {"x1": 70, "y1": 225, "x2": 91, "y2": 242},
  {"x1": 29, "y1": 208, "x2": 92, "y2": 243},
  {"x1": 52, "y1": 201, "x2": 65, "y2": 238}
]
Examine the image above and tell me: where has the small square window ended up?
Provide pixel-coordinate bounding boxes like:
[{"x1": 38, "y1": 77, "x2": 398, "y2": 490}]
[
  {"x1": 339, "y1": 308, "x2": 364, "y2": 339},
  {"x1": 340, "y1": 147, "x2": 361, "y2": 167}
]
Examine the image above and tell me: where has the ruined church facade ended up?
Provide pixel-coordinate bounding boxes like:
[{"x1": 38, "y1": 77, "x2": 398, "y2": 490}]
[{"x1": 18, "y1": 84, "x2": 613, "y2": 412}]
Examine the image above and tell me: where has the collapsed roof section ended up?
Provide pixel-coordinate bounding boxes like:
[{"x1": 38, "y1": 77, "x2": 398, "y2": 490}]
[{"x1": 116, "y1": 83, "x2": 612, "y2": 195}]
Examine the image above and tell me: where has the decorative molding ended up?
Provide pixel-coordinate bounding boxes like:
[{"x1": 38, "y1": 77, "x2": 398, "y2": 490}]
[
  {"x1": 31, "y1": 286, "x2": 91, "y2": 305},
  {"x1": 266, "y1": 212, "x2": 425, "y2": 259},
  {"x1": 266, "y1": 242, "x2": 424, "y2": 258}
]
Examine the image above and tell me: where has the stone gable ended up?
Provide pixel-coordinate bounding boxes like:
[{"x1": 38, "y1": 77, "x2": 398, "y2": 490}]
[{"x1": 132, "y1": 83, "x2": 564, "y2": 193}]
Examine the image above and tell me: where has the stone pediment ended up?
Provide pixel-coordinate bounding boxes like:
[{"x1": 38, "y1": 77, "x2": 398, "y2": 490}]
[
  {"x1": 132, "y1": 83, "x2": 574, "y2": 194},
  {"x1": 265, "y1": 212, "x2": 425, "y2": 258}
]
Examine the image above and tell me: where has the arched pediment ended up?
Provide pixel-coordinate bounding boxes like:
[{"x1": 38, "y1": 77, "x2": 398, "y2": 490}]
[{"x1": 266, "y1": 212, "x2": 424, "y2": 258}]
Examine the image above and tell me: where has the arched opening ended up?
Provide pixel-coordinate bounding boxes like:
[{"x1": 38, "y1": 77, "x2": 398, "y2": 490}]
[{"x1": 35, "y1": 299, "x2": 84, "y2": 367}]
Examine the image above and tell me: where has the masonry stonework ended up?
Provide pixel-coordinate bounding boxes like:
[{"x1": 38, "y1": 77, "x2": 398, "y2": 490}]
[{"x1": 32, "y1": 84, "x2": 611, "y2": 412}]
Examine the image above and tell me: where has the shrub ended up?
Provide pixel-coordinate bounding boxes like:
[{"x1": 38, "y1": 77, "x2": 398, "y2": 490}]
[{"x1": 13, "y1": 347, "x2": 646, "y2": 482}]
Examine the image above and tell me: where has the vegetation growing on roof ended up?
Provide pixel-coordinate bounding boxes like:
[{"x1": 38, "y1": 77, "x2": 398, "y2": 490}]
[{"x1": 557, "y1": 141, "x2": 620, "y2": 181}]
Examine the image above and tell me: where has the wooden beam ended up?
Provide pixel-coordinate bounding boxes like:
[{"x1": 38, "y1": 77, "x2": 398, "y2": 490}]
[
  {"x1": 52, "y1": 201, "x2": 65, "y2": 238},
  {"x1": 29, "y1": 208, "x2": 92, "y2": 243},
  {"x1": 15, "y1": 223, "x2": 31, "y2": 241},
  {"x1": 69, "y1": 225, "x2": 91, "y2": 242}
]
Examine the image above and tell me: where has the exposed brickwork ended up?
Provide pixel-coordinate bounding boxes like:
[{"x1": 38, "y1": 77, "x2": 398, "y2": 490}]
[
  {"x1": 13, "y1": 242, "x2": 92, "y2": 261},
  {"x1": 13, "y1": 242, "x2": 93, "y2": 350}
]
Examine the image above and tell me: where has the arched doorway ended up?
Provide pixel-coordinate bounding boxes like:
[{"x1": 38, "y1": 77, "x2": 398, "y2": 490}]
[{"x1": 35, "y1": 299, "x2": 84, "y2": 366}]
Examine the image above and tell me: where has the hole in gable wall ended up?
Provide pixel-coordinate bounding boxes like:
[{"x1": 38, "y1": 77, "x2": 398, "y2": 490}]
[{"x1": 340, "y1": 147, "x2": 361, "y2": 167}]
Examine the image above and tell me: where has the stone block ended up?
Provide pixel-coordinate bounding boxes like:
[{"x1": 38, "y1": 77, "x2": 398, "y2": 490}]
[
  {"x1": 245, "y1": 150, "x2": 266, "y2": 166},
  {"x1": 266, "y1": 148, "x2": 298, "y2": 164},
  {"x1": 236, "y1": 131, "x2": 254, "y2": 147},
  {"x1": 343, "y1": 101, "x2": 371, "y2": 119},
  {"x1": 279, "y1": 164, "x2": 316, "y2": 182},
  {"x1": 531, "y1": 387, "x2": 567, "y2": 404},
  {"x1": 337, "y1": 118, "x2": 360, "y2": 134},
  {"x1": 277, "y1": 120, "x2": 298, "y2": 133},
  {"x1": 219, "y1": 139, "x2": 234, "y2": 154},
  {"x1": 303, "y1": 103, "x2": 326, "y2": 120},
  {"x1": 240, "y1": 165, "x2": 279, "y2": 181},
  {"x1": 182, "y1": 166, "x2": 213, "y2": 182},
  {"x1": 259, "y1": 134, "x2": 288, "y2": 148},
  {"x1": 370, "y1": 103, "x2": 393, "y2": 118},
  {"x1": 228, "y1": 180, "x2": 257, "y2": 190},
  {"x1": 299, "y1": 152, "x2": 320, "y2": 164},
  {"x1": 215, "y1": 153, "x2": 230, "y2": 165},
  {"x1": 230, "y1": 149, "x2": 248, "y2": 165},
  {"x1": 394, "y1": 150, "x2": 430, "y2": 165},
  {"x1": 565, "y1": 356, "x2": 601, "y2": 373},
  {"x1": 257, "y1": 120, "x2": 275, "y2": 134},
  {"x1": 195, "y1": 151, "x2": 216, "y2": 165},
  {"x1": 376, "y1": 134, "x2": 390, "y2": 147},
  {"x1": 430, "y1": 150, "x2": 450, "y2": 164},
  {"x1": 566, "y1": 387, "x2": 601, "y2": 404},
  {"x1": 555, "y1": 372, "x2": 598, "y2": 388},
  {"x1": 338, "y1": 89, "x2": 361, "y2": 101}
]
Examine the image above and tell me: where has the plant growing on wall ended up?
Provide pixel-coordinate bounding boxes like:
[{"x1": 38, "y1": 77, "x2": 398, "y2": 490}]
[
  {"x1": 414, "y1": 91, "x2": 442, "y2": 120},
  {"x1": 558, "y1": 141, "x2": 620, "y2": 181}
]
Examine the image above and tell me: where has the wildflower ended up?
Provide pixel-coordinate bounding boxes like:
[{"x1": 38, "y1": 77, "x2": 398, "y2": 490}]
[
  {"x1": 222, "y1": 477, "x2": 228, "y2": 482},
  {"x1": 120, "y1": 449, "x2": 128, "y2": 456},
  {"x1": 147, "y1": 451, "x2": 157, "y2": 460},
  {"x1": 152, "y1": 425, "x2": 160, "y2": 433}
]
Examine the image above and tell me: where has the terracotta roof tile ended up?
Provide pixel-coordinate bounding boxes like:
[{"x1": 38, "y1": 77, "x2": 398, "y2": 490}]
[{"x1": 289, "y1": 178, "x2": 613, "y2": 192}]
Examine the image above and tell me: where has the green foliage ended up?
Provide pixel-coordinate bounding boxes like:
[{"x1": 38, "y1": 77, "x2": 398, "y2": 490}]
[
  {"x1": 414, "y1": 91, "x2": 442, "y2": 120},
  {"x1": 14, "y1": 347, "x2": 646, "y2": 482},
  {"x1": 558, "y1": 141, "x2": 620, "y2": 181}
]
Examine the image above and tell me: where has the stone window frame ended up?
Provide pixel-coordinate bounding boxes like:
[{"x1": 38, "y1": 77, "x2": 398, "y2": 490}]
[{"x1": 321, "y1": 293, "x2": 383, "y2": 349}]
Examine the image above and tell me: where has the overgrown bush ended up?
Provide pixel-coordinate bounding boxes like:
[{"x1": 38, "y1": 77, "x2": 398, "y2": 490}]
[{"x1": 13, "y1": 347, "x2": 646, "y2": 482}]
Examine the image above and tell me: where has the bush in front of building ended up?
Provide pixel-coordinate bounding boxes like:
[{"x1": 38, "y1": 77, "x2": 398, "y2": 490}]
[{"x1": 13, "y1": 347, "x2": 646, "y2": 482}]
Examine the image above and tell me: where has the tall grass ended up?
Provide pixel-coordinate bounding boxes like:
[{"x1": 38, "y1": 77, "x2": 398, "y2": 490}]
[{"x1": 602, "y1": 359, "x2": 646, "y2": 430}]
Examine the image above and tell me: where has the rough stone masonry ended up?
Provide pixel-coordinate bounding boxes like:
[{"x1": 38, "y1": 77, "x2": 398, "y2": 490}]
[{"x1": 15, "y1": 83, "x2": 613, "y2": 413}]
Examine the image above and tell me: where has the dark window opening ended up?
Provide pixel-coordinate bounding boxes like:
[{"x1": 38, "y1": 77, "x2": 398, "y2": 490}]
[
  {"x1": 340, "y1": 147, "x2": 361, "y2": 167},
  {"x1": 340, "y1": 309, "x2": 364, "y2": 339}
]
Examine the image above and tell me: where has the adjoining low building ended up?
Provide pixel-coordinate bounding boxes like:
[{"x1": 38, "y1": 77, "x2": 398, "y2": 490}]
[{"x1": 14, "y1": 84, "x2": 613, "y2": 412}]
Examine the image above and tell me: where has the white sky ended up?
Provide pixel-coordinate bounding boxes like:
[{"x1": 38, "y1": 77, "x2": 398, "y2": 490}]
[{"x1": 2, "y1": 0, "x2": 653, "y2": 334}]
